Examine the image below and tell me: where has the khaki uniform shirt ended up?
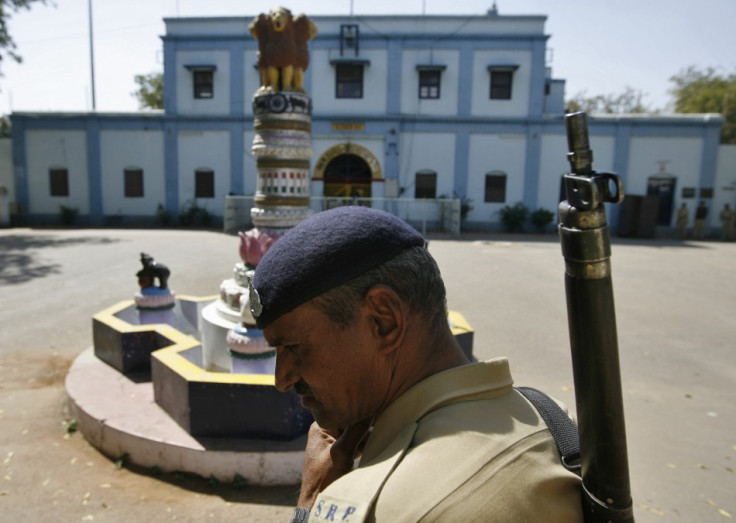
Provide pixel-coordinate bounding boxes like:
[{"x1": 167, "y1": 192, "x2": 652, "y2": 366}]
[
  {"x1": 309, "y1": 359, "x2": 582, "y2": 522},
  {"x1": 720, "y1": 208, "x2": 734, "y2": 225}
]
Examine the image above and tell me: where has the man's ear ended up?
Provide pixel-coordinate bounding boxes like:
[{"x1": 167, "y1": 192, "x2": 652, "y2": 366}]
[{"x1": 363, "y1": 285, "x2": 405, "y2": 353}]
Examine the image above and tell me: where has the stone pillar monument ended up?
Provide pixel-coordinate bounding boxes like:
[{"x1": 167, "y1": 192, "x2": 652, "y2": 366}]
[
  {"x1": 199, "y1": 8, "x2": 319, "y2": 372},
  {"x1": 248, "y1": 6, "x2": 318, "y2": 239}
]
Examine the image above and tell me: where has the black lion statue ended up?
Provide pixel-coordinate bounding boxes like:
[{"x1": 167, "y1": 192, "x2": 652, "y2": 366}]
[{"x1": 136, "y1": 252, "x2": 170, "y2": 290}]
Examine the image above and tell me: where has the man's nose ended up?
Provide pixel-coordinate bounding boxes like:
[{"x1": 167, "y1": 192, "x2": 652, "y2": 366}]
[{"x1": 274, "y1": 351, "x2": 299, "y2": 392}]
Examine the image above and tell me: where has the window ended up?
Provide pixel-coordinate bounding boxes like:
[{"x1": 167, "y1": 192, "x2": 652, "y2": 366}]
[
  {"x1": 490, "y1": 71, "x2": 513, "y2": 100},
  {"x1": 485, "y1": 173, "x2": 507, "y2": 202},
  {"x1": 49, "y1": 168, "x2": 69, "y2": 197},
  {"x1": 124, "y1": 168, "x2": 144, "y2": 197},
  {"x1": 415, "y1": 170, "x2": 437, "y2": 199},
  {"x1": 487, "y1": 65, "x2": 518, "y2": 100},
  {"x1": 419, "y1": 70, "x2": 441, "y2": 99},
  {"x1": 195, "y1": 168, "x2": 215, "y2": 198},
  {"x1": 194, "y1": 70, "x2": 214, "y2": 99},
  {"x1": 185, "y1": 64, "x2": 216, "y2": 99},
  {"x1": 336, "y1": 64, "x2": 364, "y2": 98},
  {"x1": 681, "y1": 187, "x2": 696, "y2": 199},
  {"x1": 416, "y1": 65, "x2": 445, "y2": 99}
]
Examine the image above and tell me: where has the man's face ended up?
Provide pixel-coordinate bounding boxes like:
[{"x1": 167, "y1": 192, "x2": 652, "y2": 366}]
[{"x1": 264, "y1": 301, "x2": 385, "y2": 432}]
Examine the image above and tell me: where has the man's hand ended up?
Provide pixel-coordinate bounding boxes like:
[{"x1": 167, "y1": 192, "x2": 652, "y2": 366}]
[{"x1": 297, "y1": 419, "x2": 372, "y2": 509}]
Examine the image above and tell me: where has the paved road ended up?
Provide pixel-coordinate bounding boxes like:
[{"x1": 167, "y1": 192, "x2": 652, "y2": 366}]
[{"x1": 1, "y1": 227, "x2": 734, "y2": 521}]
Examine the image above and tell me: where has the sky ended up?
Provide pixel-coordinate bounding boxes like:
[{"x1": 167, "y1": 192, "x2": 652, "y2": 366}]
[{"x1": 1, "y1": 0, "x2": 734, "y2": 115}]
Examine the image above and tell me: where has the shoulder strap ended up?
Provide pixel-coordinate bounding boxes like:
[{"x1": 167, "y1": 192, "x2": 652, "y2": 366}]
[{"x1": 516, "y1": 386, "x2": 581, "y2": 473}]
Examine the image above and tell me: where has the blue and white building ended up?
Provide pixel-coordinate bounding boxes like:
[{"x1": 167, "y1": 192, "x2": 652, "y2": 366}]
[{"x1": 6, "y1": 7, "x2": 731, "y2": 234}]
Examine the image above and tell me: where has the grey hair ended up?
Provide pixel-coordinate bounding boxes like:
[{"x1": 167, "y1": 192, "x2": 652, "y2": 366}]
[{"x1": 311, "y1": 245, "x2": 448, "y2": 330}]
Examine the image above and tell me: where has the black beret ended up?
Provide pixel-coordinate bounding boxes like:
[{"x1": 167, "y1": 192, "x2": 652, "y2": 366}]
[{"x1": 250, "y1": 206, "x2": 425, "y2": 329}]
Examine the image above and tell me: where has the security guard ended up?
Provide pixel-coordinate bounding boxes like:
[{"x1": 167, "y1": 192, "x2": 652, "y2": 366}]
[{"x1": 250, "y1": 206, "x2": 582, "y2": 522}]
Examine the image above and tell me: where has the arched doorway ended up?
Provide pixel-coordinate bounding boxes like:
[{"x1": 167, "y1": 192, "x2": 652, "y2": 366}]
[
  {"x1": 313, "y1": 143, "x2": 382, "y2": 199},
  {"x1": 323, "y1": 154, "x2": 372, "y2": 197}
]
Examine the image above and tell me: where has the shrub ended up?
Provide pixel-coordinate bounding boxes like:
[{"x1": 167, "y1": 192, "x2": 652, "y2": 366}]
[
  {"x1": 498, "y1": 202, "x2": 529, "y2": 233},
  {"x1": 454, "y1": 193, "x2": 474, "y2": 222},
  {"x1": 179, "y1": 200, "x2": 212, "y2": 227},
  {"x1": 59, "y1": 205, "x2": 78, "y2": 226},
  {"x1": 156, "y1": 203, "x2": 173, "y2": 225},
  {"x1": 531, "y1": 207, "x2": 555, "y2": 233}
]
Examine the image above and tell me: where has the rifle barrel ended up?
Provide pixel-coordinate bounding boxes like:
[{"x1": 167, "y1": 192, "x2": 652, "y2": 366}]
[{"x1": 560, "y1": 112, "x2": 634, "y2": 522}]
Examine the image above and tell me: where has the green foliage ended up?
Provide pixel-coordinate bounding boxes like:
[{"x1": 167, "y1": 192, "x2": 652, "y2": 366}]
[
  {"x1": 0, "y1": 115, "x2": 10, "y2": 137},
  {"x1": 114, "y1": 452, "x2": 129, "y2": 470},
  {"x1": 156, "y1": 203, "x2": 173, "y2": 225},
  {"x1": 207, "y1": 474, "x2": 220, "y2": 487},
  {"x1": 59, "y1": 205, "x2": 78, "y2": 225},
  {"x1": 566, "y1": 86, "x2": 652, "y2": 114},
  {"x1": 669, "y1": 66, "x2": 736, "y2": 144},
  {"x1": 179, "y1": 200, "x2": 212, "y2": 227},
  {"x1": 132, "y1": 72, "x2": 164, "y2": 110},
  {"x1": 65, "y1": 419, "x2": 78, "y2": 434},
  {"x1": 531, "y1": 207, "x2": 555, "y2": 233},
  {"x1": 232, "y1": 473, "x2": 248, "y2": 489},
  {"x1": 0, "y1": 0, "x2": 45, "y2": 75},
  {"x1": 498, "y1": 202, "x2": 529, "y2": 233},
  {"x1": 454, "y1": 193, "x2": 474, "y2": 221}
]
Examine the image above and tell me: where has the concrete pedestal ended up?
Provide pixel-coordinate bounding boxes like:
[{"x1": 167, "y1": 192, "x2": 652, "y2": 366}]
[
  {"x1": 66, "y1": 348, "x2": 306, "y2": 485},
  {"x1": 200, "y1": 300, "x2": 238, "y2": 371}
]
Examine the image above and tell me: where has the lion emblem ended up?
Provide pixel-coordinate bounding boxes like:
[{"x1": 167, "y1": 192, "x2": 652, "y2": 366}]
[{"x1": 249, "y1": 7, "x2": 318, "y2": 92}]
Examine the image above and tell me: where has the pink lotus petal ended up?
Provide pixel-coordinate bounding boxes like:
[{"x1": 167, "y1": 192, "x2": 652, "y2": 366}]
[{"x1": 239, "y1": 228, "x2": 281, "y2": 268}]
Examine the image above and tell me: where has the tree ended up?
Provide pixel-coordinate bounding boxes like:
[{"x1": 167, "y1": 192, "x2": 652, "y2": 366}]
[
  {"x1": 0, "y1": 0, "x2": 45, "y2": 75},
  {"x1": 132, "y1": 72, "x2": 163, "y2": 110},
  {"x1": 0, "y1": 115, "x2": 10, "y2": 136},
  {"x1": 566, "y1": 86, "x2": 652, "y2": 114},
  {"x1": 669, "y1": 66, "x2": 736, "y2": 144}
]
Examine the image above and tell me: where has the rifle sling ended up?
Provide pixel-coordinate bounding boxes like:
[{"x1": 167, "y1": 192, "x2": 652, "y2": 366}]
[{"x1": 515, "y1": 386, "x2": 581, "y2": 473}]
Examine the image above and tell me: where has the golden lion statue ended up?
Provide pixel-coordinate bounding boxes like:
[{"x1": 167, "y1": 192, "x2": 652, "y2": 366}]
[{"x1": 249, "y1": 7, "x2": 318, "y2": 92}]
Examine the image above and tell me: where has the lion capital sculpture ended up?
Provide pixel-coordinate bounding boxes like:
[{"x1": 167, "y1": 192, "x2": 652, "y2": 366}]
[{"x1": 249, "y1": 7, "x2": 318, "y2": 92}]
